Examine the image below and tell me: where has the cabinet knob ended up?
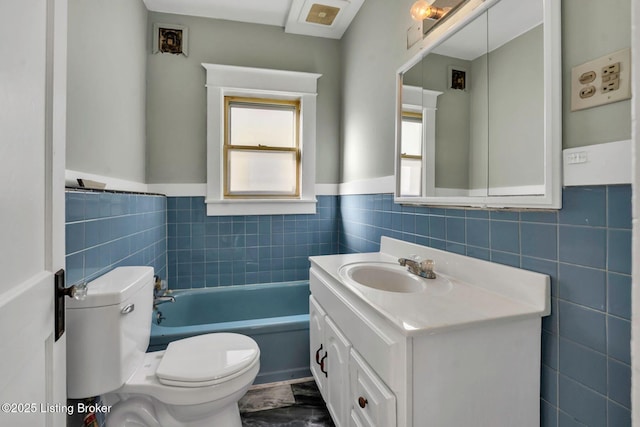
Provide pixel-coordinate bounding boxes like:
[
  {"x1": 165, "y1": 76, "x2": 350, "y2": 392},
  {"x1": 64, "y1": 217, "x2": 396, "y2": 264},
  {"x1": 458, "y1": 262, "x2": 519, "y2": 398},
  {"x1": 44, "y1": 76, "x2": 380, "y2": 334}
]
[{"x1": 358, "y1": 396, "x2": 368, "y2": 408}]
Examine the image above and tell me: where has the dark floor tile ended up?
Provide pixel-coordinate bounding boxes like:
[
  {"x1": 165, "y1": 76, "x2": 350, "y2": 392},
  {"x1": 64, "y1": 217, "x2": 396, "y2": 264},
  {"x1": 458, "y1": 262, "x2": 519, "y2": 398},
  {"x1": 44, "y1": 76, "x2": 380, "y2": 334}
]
[
  {"x1": 291, "y1": 381, "x2": 326, "y2": 407},
  {"x1": 241, "y1": 405, "x2": 335, "y2": 427},
  {"x1": 241, "y1": 381, "x2": 334, "y2": 427}
]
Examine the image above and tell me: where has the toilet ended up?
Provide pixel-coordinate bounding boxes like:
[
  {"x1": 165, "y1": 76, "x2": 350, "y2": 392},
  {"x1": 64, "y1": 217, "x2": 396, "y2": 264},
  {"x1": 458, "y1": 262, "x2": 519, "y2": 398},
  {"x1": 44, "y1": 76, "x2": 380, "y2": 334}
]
[{"x1": 66, "y1": 266, "x2": 260, "y2": 427}]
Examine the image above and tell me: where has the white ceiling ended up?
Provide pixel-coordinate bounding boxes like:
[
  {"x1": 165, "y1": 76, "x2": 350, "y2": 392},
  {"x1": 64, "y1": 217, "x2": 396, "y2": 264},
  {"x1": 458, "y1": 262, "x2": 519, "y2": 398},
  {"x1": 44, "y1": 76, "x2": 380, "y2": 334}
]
[{"x1": 142, "y1": 0, "x2": 365, "y2": 39}]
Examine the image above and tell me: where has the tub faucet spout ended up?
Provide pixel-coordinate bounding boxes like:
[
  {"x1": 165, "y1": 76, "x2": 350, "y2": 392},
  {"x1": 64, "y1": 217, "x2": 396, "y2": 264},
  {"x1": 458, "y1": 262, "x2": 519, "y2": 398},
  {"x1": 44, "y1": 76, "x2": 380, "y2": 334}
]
[{"x1": 154, "y1": 295, "x2": 175, "y2": 306}]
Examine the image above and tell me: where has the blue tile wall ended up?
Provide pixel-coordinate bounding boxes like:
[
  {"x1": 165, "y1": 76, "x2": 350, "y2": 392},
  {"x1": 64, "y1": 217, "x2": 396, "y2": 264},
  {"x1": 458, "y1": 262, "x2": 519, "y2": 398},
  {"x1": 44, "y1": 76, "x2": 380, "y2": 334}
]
[
  {"x1": 166, "y1": 196, "x2": 339, "y2": 288},
  {"x1": 65, "y1": 190, "x2": 167, "y2": 286},
  {"x1": 338, "y1": 185, "x2": 632, "y2": 427}
]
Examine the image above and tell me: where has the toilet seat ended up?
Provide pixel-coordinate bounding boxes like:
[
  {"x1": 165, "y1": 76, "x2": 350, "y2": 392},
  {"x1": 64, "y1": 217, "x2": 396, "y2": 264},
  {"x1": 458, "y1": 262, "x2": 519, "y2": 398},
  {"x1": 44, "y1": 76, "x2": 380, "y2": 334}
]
[{"x1": 156, "y1": 333, "x2": 260, "y2": 387}]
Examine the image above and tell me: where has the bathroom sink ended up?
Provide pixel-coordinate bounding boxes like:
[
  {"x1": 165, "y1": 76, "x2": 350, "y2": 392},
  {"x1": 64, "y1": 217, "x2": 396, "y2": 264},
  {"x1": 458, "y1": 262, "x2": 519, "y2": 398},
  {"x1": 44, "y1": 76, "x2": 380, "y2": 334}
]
[{"x1": 338, "y1": 262, "x2": 430, "y2": 293}]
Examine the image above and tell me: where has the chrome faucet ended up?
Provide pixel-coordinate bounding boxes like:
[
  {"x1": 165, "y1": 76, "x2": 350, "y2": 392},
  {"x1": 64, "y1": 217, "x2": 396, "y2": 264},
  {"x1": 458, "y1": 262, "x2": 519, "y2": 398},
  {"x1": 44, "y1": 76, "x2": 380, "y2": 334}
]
[
  {"x1": 398, "y1": 256, "x2": 437, "y2": 279},
  {"x1": 154, "y1": 295, "x2": 175, "y2": 306},
  {"x1": 153, "y1": 275, "x2": 175, "y2": 307}
]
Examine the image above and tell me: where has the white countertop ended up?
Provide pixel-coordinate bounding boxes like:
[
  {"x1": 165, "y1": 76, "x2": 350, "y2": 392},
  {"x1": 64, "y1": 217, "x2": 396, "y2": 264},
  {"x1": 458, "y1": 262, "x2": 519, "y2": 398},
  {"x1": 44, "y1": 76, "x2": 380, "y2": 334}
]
[{"x1": 309, "y1": 237, "x2": 550, "y2": 336}]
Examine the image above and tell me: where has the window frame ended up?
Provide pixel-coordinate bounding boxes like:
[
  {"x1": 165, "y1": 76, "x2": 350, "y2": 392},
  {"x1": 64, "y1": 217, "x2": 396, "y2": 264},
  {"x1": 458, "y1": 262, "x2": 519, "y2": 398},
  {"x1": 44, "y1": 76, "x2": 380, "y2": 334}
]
[
  {"x1": 223, "y1": 96, "x2": 301, "y2": 199},
  {"x1": 203, "y1": 64, "x2": 321, "y2": 216}
]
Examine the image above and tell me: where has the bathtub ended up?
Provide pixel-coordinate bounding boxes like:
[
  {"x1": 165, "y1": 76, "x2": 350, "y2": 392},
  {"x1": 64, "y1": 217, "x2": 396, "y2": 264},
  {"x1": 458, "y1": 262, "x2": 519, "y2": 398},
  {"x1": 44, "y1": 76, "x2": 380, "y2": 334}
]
[{"x1": 148, "y1": 281, "x2": 310, "y2": 384}]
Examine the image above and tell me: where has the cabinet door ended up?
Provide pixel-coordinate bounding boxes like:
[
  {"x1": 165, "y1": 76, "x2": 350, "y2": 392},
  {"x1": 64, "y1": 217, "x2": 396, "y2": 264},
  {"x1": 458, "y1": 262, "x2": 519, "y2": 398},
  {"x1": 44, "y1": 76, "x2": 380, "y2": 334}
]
[
  {"x1": 350, "y1": 410, "x2": 366, "y2": 427},
  {"x1": 325, "y1": 316, "x2": 352, "y2": 427},
  {"x1": 309, "y1": 296, "x2": 328, "y2": 399},
  {"x1": 350, "y1": 350, "x2": 397, "y2": 427}
]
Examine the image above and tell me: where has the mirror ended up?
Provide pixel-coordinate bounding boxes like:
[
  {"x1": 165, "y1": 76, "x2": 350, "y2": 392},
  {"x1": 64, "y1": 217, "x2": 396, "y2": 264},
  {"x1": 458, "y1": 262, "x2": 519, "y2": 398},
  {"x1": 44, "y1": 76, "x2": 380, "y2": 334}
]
[{"x1": 395, "y1": 0, "x2": 561, "y2": 208}]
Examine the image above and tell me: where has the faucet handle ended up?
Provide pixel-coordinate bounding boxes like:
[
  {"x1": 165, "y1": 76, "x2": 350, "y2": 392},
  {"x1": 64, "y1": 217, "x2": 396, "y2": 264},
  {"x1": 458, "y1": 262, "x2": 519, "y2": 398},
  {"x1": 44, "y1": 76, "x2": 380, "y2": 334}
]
[
  {"x1": 420, "y1": 259, "x2": 437, "y2": 279},
  {"x1": 421, "y1": 259, "x2": 434, "y2": 271}
]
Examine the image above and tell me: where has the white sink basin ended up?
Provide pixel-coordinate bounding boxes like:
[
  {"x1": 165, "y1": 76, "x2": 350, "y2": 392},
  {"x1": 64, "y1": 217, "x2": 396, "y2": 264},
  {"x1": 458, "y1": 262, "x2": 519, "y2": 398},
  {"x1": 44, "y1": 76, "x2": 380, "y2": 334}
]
[{"x1": 339, "y1": 262, "x2": 451, "y2": 293}]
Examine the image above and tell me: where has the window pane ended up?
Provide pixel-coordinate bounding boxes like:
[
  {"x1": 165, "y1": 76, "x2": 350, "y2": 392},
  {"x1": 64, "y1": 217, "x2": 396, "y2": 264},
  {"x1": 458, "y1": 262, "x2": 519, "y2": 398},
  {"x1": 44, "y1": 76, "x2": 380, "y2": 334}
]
[
  {"x1": 400, "y1": 158, "x2": 422, "y2": 196},
  {"x1": 227, "y1": 150, "x2": 297, "y2": 195},
  {"x1": 401, "y1": 118, "x2": 422, "y2": 156},
  {"x1": 230, "y1": 103, "x2": 296, "y2": 148}
]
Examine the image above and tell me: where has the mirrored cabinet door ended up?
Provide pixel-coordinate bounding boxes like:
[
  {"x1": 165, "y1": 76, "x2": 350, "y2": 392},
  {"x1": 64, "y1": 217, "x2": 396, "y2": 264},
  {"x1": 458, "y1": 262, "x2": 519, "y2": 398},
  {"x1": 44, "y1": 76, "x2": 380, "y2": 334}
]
[
  {"x1": 487, "y1": 0, "x2": 545, "y2": 196},
  {"x1": 399, "y1": 11, "x2": 489, "y2": 199},
  {"x1": 395, "y1": 0, "x2": 561, "y2": 209}
]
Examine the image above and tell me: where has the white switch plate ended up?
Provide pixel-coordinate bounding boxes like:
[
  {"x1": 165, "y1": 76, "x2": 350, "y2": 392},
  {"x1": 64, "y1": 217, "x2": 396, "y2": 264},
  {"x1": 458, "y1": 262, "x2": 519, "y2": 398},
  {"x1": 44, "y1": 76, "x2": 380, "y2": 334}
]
[
  {"x1": 566, "y1": 151, "x2": 587, "y2": 164},
  {"x1": 571, "y1": 48, "x2": 631, "y2": 112}
]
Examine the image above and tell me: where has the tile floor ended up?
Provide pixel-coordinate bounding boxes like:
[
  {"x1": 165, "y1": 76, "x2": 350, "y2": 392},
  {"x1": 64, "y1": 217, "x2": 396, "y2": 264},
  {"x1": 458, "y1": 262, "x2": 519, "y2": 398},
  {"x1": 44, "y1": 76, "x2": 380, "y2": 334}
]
[{"x1": 239, "y1": 379, "x2": 335, "y2": 427}]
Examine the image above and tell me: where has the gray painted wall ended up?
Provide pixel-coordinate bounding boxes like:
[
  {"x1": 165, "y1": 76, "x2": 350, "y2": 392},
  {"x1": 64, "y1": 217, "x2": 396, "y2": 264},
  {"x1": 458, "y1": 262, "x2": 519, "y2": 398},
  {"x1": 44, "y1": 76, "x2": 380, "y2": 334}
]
[
  {"x1": 424, "y1": 55, "x2": 472, "y2": 190},
  {"x1": 145, "y1": 13, "x2": 342, "y2": 184},
  {"x1": 65, "y1": 0, "x2": 630, "y2": 185},
  {"x1": 562, "y1": 0, "x2": 631, "y2": 148},
  {"x1": 340, "y1": 0, "x2": 417, "y2": 183},
  {"x1": 341, "y1": 0, "x2": 631, "y2": 183},
  {"x1": 67, "y1": 0, "x2": 148, "y2": 183}
]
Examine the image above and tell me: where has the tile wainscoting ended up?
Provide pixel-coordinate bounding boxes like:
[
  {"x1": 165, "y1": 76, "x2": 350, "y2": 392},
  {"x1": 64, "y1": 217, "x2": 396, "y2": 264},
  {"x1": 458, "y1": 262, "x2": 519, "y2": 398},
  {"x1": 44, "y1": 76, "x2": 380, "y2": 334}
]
[
  {"x1": 165, "y1": 196, "x2": 340, "y2": 288},
  {"x1": 65, "y1": 189, "x2": 167, "y2": 286}
]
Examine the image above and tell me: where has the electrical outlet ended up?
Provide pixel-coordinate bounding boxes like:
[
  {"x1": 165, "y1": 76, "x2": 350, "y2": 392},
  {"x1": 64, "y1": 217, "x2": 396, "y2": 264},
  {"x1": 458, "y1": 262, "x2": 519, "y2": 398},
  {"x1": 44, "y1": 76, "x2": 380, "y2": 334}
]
[{"x1": 571, "y1": 48, "x2": 631, "y2": 112}]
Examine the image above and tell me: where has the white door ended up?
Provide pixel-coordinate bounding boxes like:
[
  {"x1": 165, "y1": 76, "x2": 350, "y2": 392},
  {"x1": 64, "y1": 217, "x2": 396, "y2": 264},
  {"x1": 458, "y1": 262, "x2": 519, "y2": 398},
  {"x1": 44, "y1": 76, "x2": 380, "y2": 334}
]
[{"x1": 0, "y1": 1, "x2": 67, "y2": 426}]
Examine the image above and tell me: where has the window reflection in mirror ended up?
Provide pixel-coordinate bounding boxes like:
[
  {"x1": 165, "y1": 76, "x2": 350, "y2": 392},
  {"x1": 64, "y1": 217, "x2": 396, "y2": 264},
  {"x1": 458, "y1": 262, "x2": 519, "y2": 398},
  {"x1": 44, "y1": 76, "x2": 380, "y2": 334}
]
[
  {"x1": 400, "y1": 111, "x2": 423, "y2": 196},
  {"x1": 401, "y1": 11, "x2": 488, "y2": 197}
]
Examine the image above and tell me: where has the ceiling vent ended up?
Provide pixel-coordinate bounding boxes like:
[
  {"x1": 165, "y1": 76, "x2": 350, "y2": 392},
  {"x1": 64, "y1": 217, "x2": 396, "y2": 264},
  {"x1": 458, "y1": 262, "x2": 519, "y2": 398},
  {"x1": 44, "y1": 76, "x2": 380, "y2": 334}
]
[
  {"x1": 305, "y1": 4, "x2": 341, "y2": 26},
  {"x1": 285, "y1": 0, "x2": 365, "y2": 39}
]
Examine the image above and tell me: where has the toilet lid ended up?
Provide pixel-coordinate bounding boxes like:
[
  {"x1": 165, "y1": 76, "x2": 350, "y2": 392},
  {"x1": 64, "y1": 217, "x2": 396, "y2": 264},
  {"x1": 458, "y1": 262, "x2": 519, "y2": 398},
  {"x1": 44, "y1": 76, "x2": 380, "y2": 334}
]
[{"x1": 156, "y1": 333, "x2": 259, "y2": 387}]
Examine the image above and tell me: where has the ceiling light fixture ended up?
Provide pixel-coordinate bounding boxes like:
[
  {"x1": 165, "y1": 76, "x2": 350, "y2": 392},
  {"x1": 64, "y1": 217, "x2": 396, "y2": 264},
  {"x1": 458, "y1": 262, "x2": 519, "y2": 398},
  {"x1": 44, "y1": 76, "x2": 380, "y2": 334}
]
[{"x1": 410, "y1": 0, "x2": 451, "y2": 21}]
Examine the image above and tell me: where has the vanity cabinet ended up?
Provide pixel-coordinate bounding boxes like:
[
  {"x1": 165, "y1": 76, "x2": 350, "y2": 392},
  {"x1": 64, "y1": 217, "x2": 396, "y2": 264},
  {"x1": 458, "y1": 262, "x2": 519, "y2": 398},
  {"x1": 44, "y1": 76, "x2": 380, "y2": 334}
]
[
  {"x1": 310, "y1": 294, "x2": 397, "y2": 427},
  {"x1": 309, "y1": 237, "x2": 549, "y2": 427}
]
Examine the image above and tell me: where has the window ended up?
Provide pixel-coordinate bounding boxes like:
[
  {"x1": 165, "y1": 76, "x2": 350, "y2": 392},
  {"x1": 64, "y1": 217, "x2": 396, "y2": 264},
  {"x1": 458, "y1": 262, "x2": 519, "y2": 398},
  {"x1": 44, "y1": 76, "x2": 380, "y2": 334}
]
[
  {"x1": 224, "y1": 97, "x2": 300, "y2": 198},
  {"x1": 203, "y1": 64, "x2": 321, "y2": 216}
]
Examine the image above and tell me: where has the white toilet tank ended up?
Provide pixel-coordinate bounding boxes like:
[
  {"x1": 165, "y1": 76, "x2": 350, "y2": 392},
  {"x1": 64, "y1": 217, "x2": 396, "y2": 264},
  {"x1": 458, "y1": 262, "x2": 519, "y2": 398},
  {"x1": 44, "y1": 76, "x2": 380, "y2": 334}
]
[{"x1": 66, "y1": 267, "x2": 154, "y2": 399}]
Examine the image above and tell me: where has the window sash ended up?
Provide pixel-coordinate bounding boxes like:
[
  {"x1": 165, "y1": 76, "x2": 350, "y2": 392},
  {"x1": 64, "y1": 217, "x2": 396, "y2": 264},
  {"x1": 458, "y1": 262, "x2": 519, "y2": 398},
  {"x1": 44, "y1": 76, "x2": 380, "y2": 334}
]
[{"x1": 224, "y1": 97, "x2": 301, "y2": 198}]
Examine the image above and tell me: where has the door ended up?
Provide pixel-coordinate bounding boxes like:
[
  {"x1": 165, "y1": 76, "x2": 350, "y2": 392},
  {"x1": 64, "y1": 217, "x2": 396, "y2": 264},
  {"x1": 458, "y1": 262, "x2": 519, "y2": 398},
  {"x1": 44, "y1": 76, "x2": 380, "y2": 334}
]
[{"x1": 0, "y1": 0, "x2": 67, "y2": 426}]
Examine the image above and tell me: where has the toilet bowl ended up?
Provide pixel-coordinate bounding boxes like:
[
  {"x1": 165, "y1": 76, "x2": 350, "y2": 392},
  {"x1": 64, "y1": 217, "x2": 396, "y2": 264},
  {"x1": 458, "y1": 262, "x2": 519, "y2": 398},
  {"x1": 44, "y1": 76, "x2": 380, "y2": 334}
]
[
  {"x1": 66, "y1": 267, "x2": 260, "y2": 427},
  {"x1": 107, "y1": 334, "x2": 260, "y2": 427}
]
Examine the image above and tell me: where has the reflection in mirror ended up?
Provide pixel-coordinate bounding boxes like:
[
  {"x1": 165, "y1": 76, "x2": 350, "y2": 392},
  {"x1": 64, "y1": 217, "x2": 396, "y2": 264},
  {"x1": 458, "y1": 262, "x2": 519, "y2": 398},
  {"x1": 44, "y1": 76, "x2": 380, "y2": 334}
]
[
  {"x1": 487, "y1": 0, "x2": 543, "y2": 195},
  {"x1": 399, "y1": 84, "x2": 443, "y2": 197},
  {"x1": 396, "y1": 0, "x2": 560, "y2": 208},
  {"x1": 402, "y1": 11, "x2": 488, "y2": 197},
  {"x1": 400, "y1": 110, "x2": 423, "y2": 197}
]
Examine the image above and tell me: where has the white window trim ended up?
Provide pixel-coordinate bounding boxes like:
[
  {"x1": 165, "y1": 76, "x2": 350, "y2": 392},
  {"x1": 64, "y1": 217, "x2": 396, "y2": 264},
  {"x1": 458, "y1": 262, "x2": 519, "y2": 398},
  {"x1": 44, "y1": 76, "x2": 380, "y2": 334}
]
[{"x1": 202, "y1": 63, "x2": 321, "y2": 216}]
